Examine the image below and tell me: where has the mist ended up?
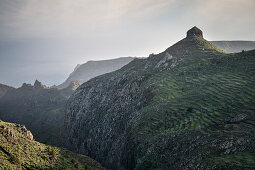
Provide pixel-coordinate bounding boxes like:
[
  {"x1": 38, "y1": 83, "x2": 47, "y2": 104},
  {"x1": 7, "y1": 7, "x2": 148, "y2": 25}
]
[{"x1": 0, "y1": 0, "x2": 254, "y2": 87}]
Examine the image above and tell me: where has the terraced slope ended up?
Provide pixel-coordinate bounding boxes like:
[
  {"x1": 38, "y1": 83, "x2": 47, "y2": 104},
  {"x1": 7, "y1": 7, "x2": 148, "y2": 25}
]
[
  {"x1": 0, "y1": 120, "x2": 104, "y2": 169},
  {"x1": 65, "y1": 27, "x2": 255, "y2": 169}
]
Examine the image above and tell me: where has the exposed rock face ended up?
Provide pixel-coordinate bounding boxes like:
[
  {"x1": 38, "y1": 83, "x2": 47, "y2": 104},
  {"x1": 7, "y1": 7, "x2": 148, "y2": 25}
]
[
  {"x1": 186, "y1": 26, "x2": 203, "y2": 39},
  {"x1": 58, "y1": 57, "x2": 135, "y2": 89},
  {"x1": 65, "y1": 27, "x2": 255, "y2": 169},
  {"x1": 67, "y1": 80, "x2": 81, "y2": 90},
  {"x1": 34, "y1": 80, "x2": 47, "y2": 88}
]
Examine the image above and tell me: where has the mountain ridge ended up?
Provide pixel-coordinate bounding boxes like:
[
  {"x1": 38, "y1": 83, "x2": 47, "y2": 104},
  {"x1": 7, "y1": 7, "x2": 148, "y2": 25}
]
[
  {"x1": 211, "y1": 40, "x2": 255, "y2": 53},
  {"x1": 65, "y1": 27, "x2": 255, "y2": 169},
  {"x1": 0, "y1": 80, "x2": 79, "y2": 147},
  {"x1": 57, "y1": 57, "x2": 135, "y2": 89},
  {"x1": 0, "y1": 84, "x2": 15, "y2": 99}
]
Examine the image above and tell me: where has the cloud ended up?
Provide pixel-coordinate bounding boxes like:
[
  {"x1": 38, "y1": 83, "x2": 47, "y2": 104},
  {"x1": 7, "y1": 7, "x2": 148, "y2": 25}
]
[{"x1": 0, "y1": 0, "x2": 176, "y2": 38}]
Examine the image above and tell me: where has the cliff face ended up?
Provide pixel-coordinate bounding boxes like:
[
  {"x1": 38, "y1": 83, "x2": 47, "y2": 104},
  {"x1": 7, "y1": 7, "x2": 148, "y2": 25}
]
[
  {"x1": 58, "y1": 57, "x2": 134, "y2": 89},
  {"x1": 65, "y1": 27, "x2": 255, "y2": 169}
]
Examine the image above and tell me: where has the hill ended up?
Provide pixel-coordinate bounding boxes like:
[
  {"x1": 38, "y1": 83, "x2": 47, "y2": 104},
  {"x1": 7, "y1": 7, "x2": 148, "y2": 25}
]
[
  {"x1": 0, "y1": 120, "x2": 104, "y2": 169},
  {"x1": 0, "y1": 80, "x2": 79, "y2": 147},
  {"x1": 211, "y1": 41, "x2": 255, "y2": 53},
  {"x1": 58, "y1": 57, "x2": 134, "y2": 89},
  {"x1": 65, "y1": 27, "x2": 255, "y2": 169},
  {"x1": 0, "y1": 84, "x2": 14, "y2": 98}
]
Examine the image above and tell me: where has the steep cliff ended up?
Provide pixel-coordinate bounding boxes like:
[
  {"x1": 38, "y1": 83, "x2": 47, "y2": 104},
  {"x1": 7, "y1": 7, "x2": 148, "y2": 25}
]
[{"x1": 58, "y1": 57, "x2": 134, "y2": 89}]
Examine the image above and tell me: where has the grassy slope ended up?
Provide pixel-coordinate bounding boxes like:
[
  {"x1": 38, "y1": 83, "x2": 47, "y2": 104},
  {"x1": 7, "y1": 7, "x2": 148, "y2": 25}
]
[
  {"x1": 0, "y1": 120, "x2": 104, "y2": 169},
  {"x1": 132, "y1": 39, "x2": 255, "y2": 168},
  {"x1": 68, "y1": 36, "x2": 255, "y2": 169}
]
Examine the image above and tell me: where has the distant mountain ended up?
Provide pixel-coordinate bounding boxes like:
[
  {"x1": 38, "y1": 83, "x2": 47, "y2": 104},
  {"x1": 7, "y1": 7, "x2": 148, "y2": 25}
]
[
  {"x1": 65, "y1": 27, "x2": 255, "y2": 169},
  {"x1": 0, "y1": 120, "x2": 104, "y2": 169},
  {"x1": 0, "y1": 80, "x2": 79, "y2": 147},
  {"x1": 211, "y1": 41, "x2": 255, "y2": 53},
  {"x1": 0, "y1": 84, "x2": 14, "y2": 98},
  {"x1": 58, "y1": 57, "x2": 135, "y2": 89}
]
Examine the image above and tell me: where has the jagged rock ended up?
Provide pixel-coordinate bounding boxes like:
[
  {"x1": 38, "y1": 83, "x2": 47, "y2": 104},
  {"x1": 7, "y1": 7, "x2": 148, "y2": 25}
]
[
  {"x1": 0, "y1": 79, "x2": 77, "y2": 147},
  {"x1": 34, "y1": 80, "x2": 47, "y2": 88}
]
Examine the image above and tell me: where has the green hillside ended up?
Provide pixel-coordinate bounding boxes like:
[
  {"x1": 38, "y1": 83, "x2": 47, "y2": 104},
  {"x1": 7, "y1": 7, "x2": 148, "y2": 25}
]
[
  {"x1": 65, "y1": 27, "x2": 255, "y2": 169},
  {"x1": 0, "y1": 120, "x2": 104, "y2": 169}
]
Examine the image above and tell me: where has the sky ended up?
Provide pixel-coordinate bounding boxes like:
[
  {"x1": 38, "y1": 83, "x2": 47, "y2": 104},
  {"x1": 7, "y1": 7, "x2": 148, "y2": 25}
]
[{"x1": 0, "y1": 0, "x2": 255, "y2": 87}]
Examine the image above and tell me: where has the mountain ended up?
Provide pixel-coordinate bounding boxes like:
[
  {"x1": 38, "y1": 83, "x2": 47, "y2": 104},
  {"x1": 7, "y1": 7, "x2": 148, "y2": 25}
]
[
  {"x1": 0, "y1": 84, "x2": 14, "y2": 98},
  {"x1": 211, "y1": 41, "x2": 255, "y2": 53},
  {"x1": 58, "y1": 57, "x2": 135, "y2": 89},
  {"x1": 0, "y1": 80, "x2": 78, "y2": 147},
  {"x1": 0, "y1": 120, "x2": 104, "y2": 169},
  {"x1": 65, "y1": 27, "x2": 255, "y2": 169}
]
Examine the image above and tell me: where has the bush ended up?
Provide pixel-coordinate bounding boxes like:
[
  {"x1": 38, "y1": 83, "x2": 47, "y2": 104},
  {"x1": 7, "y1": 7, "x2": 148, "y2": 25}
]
[
  {"x1": 71, "y1": 159, "x2": 79, "y2": 168},
  {"x1": 47, "y1": 146, "x2": 57, "y2": 161},
  {"x1": 9, "y1": 155, "x2": 20, "y2": 165}
]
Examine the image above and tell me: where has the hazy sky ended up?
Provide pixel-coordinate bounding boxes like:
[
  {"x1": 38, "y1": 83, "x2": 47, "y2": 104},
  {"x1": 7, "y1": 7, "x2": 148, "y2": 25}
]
[{"x1": 0, "y1": 0, "x2": 254, "y2": 87}]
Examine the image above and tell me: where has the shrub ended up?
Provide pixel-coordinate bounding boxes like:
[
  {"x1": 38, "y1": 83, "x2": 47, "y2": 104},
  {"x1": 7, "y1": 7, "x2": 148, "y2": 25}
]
[
  {"x1": 9, "y1": 155, "x2": 20, "y2": 165},
  {"x1": 47, "y1": 146, "x2": 58, "y2": 162},
  {"x1": 71, "y1": 159, "x2": 79, "y2": 168}
]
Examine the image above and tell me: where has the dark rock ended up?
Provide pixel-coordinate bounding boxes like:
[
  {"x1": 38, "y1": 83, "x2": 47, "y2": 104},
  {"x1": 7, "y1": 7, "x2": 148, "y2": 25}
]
[
  {"x1": 34, "y1": 80, "x2": 47, "y2": 88},
  {"x1": 186, "y1": 26, "x2": 203, "y2": 39}
]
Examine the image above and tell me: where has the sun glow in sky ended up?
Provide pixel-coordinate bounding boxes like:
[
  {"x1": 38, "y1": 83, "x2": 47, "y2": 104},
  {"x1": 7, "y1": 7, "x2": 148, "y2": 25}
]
[{"x1": 0, "y1": 0, "x2": 254, "y2": 87}]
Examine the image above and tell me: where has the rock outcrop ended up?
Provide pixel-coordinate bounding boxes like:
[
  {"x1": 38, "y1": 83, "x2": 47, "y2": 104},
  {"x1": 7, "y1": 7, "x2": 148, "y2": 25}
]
[
  {"x1": 34, "y1": 80, "x2": 47, "y2": 88},
  {"x1": 186, "y1": 26, "x2": 203, "y2": 39}
]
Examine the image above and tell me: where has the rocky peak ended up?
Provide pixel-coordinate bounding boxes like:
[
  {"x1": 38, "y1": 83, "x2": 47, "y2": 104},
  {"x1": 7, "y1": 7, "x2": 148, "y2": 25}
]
[
  {"x1": 186, "y1": 26, "x2": 203, "y2": 39},
  {"x1": 34, "y1": 80, "x2": 47, "y2": 88}
]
